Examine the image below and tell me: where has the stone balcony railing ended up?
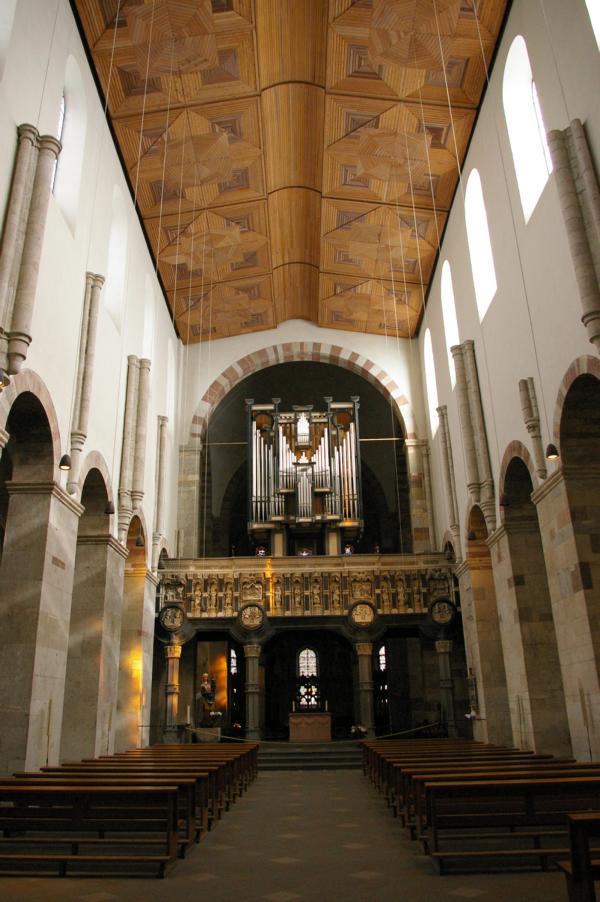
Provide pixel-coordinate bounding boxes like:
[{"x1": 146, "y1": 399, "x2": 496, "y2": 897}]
[{"x1": 157, "y1": 553, "x2": 454, "y2": 620}]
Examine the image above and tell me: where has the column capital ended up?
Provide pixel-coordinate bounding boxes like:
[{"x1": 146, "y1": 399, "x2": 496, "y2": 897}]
[
  {"x1": 17, "y1": 123, "x2": 39, "y2": 146},
  {"x1": 435, "y1": 640, "x2": 453, "y2": 654},
  {"x1": 158, "y1": 415, "x2": 168, "y2": 427},
  {"x1": 38, "y1": 134, "x2": 62, "y2": 159},
  {"x1": 164, "y1": 644, "x2": 182, "y2": 660},
  {"x1": 243, "y1": 644, "x2": 261, "y2": 658},
  {"x1": 139, "y1": 357, "x2": 151, "y2": 371},
  {"x1": 355, "y1": 642, "x2": 373, "y2": 657},
  {"x1": 91, "y1": 273, "x2": 105, "y2": 289},
  {"x1": 127, "y1": 354, "x2": 140, "y2": 367}
]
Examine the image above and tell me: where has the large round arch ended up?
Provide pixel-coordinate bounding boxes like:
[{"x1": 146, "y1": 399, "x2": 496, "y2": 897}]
[{"x1": 188, "y1": 341, "x2": 418, "y2": 445}]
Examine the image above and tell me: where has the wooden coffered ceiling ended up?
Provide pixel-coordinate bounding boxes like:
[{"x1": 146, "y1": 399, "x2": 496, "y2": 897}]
[{"x1": 72, "y1": 0, "x2": 509, "y2": 342}]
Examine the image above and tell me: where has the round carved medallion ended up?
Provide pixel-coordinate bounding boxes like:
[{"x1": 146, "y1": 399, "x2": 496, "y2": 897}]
[
  {"x1": 239, "y1": 604, "x2": 265, "y2": 630},
  {"x1": 349, "y1": 602, "x2": 375, "y2": 627},
  {"x1": 159, "y1": 604, "x2": 185, "y2": 632}
]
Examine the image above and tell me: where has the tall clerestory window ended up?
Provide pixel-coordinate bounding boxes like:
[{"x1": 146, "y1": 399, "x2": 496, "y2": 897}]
[
  {"x1": 50, "y1": 92, "x2": 66, "y2": 194},
  {"x1": 440, "y1": 261, "x2": 460, "y2": 388},
  {"x1": 502, "y1": 35, "x2": 553, "y2": 223},
  {"x1": 465, "y1": 169, "x2": 497, "y2": 321},
  {"x1": 584, "y1": 0, "x2": 600, "y2": 51},
  {"x1": 423, "y1": 328, "x2": 439, "y2": 437}
]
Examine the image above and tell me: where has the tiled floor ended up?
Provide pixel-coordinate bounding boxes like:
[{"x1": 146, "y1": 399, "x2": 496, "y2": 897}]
[{"x1": 0, "y1": 771, "x2": 567, "y2": 901}]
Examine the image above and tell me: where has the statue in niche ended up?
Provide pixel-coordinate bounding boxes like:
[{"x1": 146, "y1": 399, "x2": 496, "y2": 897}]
[
  {"x1": 381, "y1": 579, "x2": 391, "y2": 612},
  {"x1": 199, "y1": 671, "x2": 217, "y2": 726},
  {"x1": 208, "y1": 581, "x2": 218, "y2": 613},
  {"x1": 274, "y1": 581, "x2": 283, "y2": 609},
  {"x1": 331, "y1": 578, "x2": 342, "y2": 613},
  {"x1": 192, "y1": 581, "x2": 202, "y2": 615},
  {"x1": 164, "y1": 577, "x2": 185, "y2": 605},
  {"x1": 311, "y1": 580, "x2": 322, "y2": 610},
  {"x1": 292, "y1": 580, "x2": 303, "y2": 611},
  {"x1": 224, "y1": 582, "x2": 234, "y2": 615},
  {"x1": 395, "y1": 574, "x2": 405, "y2": 610}
]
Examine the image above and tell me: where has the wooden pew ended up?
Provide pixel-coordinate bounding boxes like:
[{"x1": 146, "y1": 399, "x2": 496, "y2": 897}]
[
  {"x1": 409, "y1": 766, "x2": 600, "y2": 843},
  {"x1": 0, "y1": 785, "x2": 179, "y2": 878},
  {"x1": 3, "y1": 775, "x2": 198, "y2": 856},
  {"x1": 558, "y1": 812, "x2": 600, "y2": 902},
  {"x1": 425, "y1": 777, "x2": 600, "y2": 874}
]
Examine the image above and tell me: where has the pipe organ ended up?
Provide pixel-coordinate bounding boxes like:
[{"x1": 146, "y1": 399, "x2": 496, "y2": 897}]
[{"x1": 247, "y1": 397, "x2": 363, "y2": 548}]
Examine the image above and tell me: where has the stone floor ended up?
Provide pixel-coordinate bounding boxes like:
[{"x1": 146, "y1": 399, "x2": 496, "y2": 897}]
[{"x1": 0, "y1": 770, "x2": 568, "y2": 901}]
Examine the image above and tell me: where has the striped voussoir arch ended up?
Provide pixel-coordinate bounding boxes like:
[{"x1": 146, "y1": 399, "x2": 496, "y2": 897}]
[{"x1": 189, "y1": 341, "x2": 417, "y2": 443}]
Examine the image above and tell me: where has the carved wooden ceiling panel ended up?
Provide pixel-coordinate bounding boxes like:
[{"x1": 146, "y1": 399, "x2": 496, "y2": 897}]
[{"x1": 72, "y1": 0, "x2": 508, "y2": 342}]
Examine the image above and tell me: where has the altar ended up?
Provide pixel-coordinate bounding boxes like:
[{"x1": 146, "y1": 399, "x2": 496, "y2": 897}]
[{"x1": 288, "y1": 712, "x2": 332, "y2": 742}]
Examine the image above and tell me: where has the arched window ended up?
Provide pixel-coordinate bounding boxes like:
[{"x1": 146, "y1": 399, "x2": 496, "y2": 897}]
[
  {"x1": 584, "y1": 0, "x2": 600, "y2": 51},
  {"x1": 298, "y1": 648, "x2": 317, "y2": 677},
  {"x1": 142, "y1": 275, "x2": 155, "y2": 360},
  {"x1": 465, "y1": 169, "x2": 497, "y2": 320},
  {"x1": 0, "y1": 1, "x2": 18, "y2": 84},
  {"x1": 378, "y1": 644, "x2": 387, "y2": 672},
  {"x1": 440, "y1": 261, "x2": 460, "y2": 387},
  {"x1": 166, "y1": 340, "x2": 176, "y2": 426},
  {"x1": 104, "y1": 185, "x2": 128, "y2": 330},
  {"x1": 423, "y1": 328, "x2": 439, "y2": 436},
  {"x1": 50, "y1": 93, "x2": 66, "y2": 194},
  {"x1": 502, "y1": 35, "x2": 552, "y2": 222}
]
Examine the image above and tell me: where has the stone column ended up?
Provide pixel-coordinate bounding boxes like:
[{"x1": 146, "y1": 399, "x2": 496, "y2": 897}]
[
  {"x1": 463, "y1": 341, "x2": 495, "y2": 532},
  {"x1": 177, "y1": 443, "x2": 202, "y2": 557},
  {"x1": 487, "y1": 523, "x2": 571, "y2": 756},
  {"x1": 532, "y1": 468, "x2": 600, "y2": 759},
  {"x1": 0, "y1": 427, "x2": 9, "y2": 460},
  {"x1": 0, "y1": 481, "x2": 83, "y2": 773},
  {"x1": 548, "y1": 125, "x2": 600, "y2": 353},
  {"x1": 131, "y1": 358, "x2": 151, "y2": 509},
  {"x1": 422, "y1": 443, "x2": 436, "y2": 550},
  {"x1": 355, "y1": 642, "x2": 375, "y2": 736},
  {"x1": 115, "y1": 567, "x2": 157, "y2": 751},
  {"x1": 435, "y1": 639, "x2": 457, "y2": 737},
  {"x1": 405, "y1": 439, "x2": 433, "y2": 552},
  {"x1": 455, "y1": 559, "x2": 512, "y2": 746},
  {"x1": 60, "y1": 535, "x2": 128, "y2": 760},
  {"x1": 244, "y1": 644, "x2": 261, "y2": 740},
  {"x1": 451, "y1": 344, "x2": 480, "y2": 500},
  {"x1": 0, "y1": 124, "x2": 39, "y2": 369},
  {"x1": 518, "y1": 377, "x2": 547, "y2": 481},
  {"x1": 68, "y1": 273, "x2": 104, "y2": 494},
  {"x1": 118, "y1": 356, "x2": 140, "y2": 541},
  {"x1": 437, "y1": 405, "x2": 461, "y2": 558},
  {"x1": 163, "y1": 642, "x2": 183, "y2": 743},
  {"x1": 7, "y1": 135, "x2": 62, "y2": 374},
  {"x1": 152, "y1": 415, "x2": 168, "y2": 569}
]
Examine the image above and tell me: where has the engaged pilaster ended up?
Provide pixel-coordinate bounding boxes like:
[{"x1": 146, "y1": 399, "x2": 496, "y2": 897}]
[{"x1": 8, "y1": 134, "x2": 62, "y2": 374}]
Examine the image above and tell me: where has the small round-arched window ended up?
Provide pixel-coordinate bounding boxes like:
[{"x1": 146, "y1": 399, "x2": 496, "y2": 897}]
[
  {"x1": 378, "y1": 644, "x2": 387, "y2": 672},
  {"x1": 298, "y1": 647, "x2": 317, "y2": 677},
  {"x1": 230, "y1": 648, "x2": 237, "y2": 675}
]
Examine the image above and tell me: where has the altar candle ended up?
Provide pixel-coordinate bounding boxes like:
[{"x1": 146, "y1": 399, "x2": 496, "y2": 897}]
[
  {"x1": 325, "y1": 700, "x2": 328, "y2": 712},
  {"x1": 186, "y1": 705, "x2": 191, "y2": 723}
]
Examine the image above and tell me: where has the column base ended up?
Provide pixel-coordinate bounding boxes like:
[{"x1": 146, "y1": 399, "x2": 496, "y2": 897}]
[{"x1": 162, "y1": 727, "x2": 181, "y2": 744}]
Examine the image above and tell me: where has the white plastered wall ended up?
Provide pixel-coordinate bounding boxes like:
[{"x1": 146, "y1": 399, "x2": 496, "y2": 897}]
[
  {"x1": 419, "y1": 0, "x2": 600, "y2": 548},
  {"x1": 178, "y1": 319, "x2": 427, "y2": 447},
  {"x1": 0, "y1": 0, "x2": 182, "y2": 559}
]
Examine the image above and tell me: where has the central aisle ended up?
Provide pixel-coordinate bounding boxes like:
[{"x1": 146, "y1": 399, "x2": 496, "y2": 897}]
[{"x1": 4, "y1": 770, "x2": 566, "y2": 901}]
